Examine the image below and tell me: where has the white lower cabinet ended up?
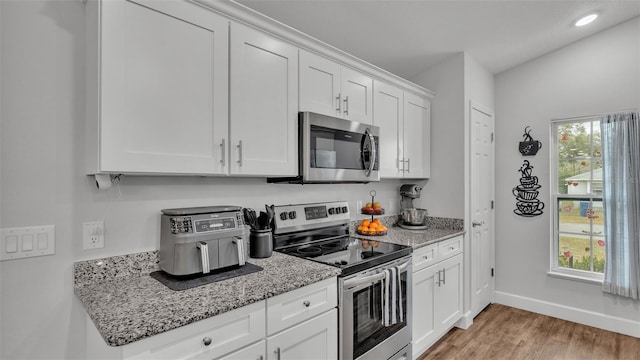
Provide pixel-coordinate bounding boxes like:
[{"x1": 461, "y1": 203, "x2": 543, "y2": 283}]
[
  {"x1": 266, "y1": 309, "x2": 338, "y2": 360},
  {"x1": 85, "y1": 278, "x2": 337, "y2": 360},
  {"x1": 412, "y1": 237, "x2": 463, "y2": 359}
]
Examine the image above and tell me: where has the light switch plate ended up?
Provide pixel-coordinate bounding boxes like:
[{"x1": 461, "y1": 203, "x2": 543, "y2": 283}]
[{"x1": 1, "y1": 225, "x2": 55, "y2": 261}]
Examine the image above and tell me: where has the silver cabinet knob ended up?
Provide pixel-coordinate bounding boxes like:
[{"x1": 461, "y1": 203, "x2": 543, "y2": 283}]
[
  {"x1": 203, "y1": 337, "x2": 212, "y2": 346},
  {"x1": 303, "y1": 300, "x2": 310, "y2": 307}
]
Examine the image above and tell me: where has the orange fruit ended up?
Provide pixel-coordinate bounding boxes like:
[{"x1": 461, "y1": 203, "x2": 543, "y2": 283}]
[
  {"x1": 373, "y1": 218, "x2": 381, "y2": 225},
  {"x1": 361, "y1": 219, "x2": 370, "y2": 227}
]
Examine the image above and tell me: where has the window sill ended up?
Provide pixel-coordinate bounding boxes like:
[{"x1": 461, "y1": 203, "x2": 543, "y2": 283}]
[{"x1": 547, "y1": 270, "x2": 603, "y2": 285}]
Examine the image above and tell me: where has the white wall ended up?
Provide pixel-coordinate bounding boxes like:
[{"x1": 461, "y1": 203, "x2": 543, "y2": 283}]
[
  {"x1": 410, "y1": 53, "x2": 465, "y2": 218},
  {"x1": 495, "y1": 17, "x2": 640, "y2": 335},
  {"x1": 0, "y1": 2, "x2": 412, "y2": 359}
]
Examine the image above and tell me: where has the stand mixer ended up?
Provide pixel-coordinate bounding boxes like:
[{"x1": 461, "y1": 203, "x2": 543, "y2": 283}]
[{"x1": 398, "y1": 184, "x2": 428, "y2": 230}]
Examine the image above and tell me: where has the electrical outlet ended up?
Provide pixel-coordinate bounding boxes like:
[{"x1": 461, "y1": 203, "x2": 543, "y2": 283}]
[{"x1": 83, "y1": 221, "x2": 104, "y2": 250}]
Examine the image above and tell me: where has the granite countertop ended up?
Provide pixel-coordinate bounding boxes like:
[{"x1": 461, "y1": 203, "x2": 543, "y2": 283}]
[
  {"x1": 74, "y1": 251, "x2": 341, "y2": 347},
  {"x1": 74, "y1": 215, "x2": 463, "y2": 348}
]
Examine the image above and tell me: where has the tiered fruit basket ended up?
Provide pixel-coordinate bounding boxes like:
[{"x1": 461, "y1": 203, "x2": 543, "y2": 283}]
[{"x1": 356, "y1": 190, "x2": 388, "y2": 236}]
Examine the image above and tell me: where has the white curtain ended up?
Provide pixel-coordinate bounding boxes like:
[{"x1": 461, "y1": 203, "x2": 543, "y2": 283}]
[{"x1": 601, "y1": 111, "x2": 640, "y2": 299}]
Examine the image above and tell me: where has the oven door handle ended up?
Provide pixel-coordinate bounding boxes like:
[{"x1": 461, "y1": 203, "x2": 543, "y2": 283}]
[{"x1": 343, "y1": 259, "x2": 411, "y2": 290}]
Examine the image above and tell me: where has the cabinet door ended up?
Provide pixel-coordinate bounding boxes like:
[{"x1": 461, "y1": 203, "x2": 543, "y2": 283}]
[
  {"x1": 230, "y1": 23, "x2": 298, "y2": 176},
  {"x1": 403, "y1": 92, "x2": 431, "y2": 178},
  {"x1": 373, "y1": 80, "x2": 403, "y2": 178},
  {"x1": 341, "y1": 67, "x2": 373, "y2": 124},
  {"x1": 96, "y1": 0, "x2": 229, "y2": 174},
  {"x1": 267, "y1": 310, "x2": 337, "y2": 360},
  {"x1": 412, "y1": 266, "x2": 438, "y2": 358},
  {"x1": 216, "y1": 340, "x2": 265, "y2": 360},
  {"x1": 299, "y1": 50, "x2": 341, "y2": 117},
  {"x1": 434, "y1": 254, "x2": 463, "y2": 331}
]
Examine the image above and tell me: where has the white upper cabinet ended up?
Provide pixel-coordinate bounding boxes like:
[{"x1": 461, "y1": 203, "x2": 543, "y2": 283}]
[
  {"x1": 374, "y1": 80, "x2": 431, "y2": 179},
  {"x1": 403, "y1": 92, "x2": 431, "y2": 178},
  {"x1": 86, "y1": 0, "x2": 229, "y2": 175},
  {"x1": 373, "y1": 81, "x2": 403, "y2": 177},
  {"x1": 299, "y1": 50, "x2": 373, "y2": 124},
  {"x1": 229, "y1": 22, "x2": 298, "y2": 176}
]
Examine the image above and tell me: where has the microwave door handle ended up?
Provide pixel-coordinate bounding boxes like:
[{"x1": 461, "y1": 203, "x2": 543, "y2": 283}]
[{"x1": 363, "y1": 129, "x2": 376, "y2": 176}]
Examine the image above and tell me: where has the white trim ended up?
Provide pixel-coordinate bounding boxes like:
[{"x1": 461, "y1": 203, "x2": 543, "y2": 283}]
[
  {"x1": 495, "y1": 291, "x2": 640, "y2": 338},
  {"x1": 547, "y1": 270, "x2": 603, "y2": 285}
]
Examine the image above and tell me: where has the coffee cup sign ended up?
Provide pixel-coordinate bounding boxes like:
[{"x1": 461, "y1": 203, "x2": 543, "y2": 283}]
[
  {"x1": 513, "y1": 160, "x2": 544, "y2": 217},
  {"x1": 519, "y1": 126, "x2": 542, "y2": 156}
]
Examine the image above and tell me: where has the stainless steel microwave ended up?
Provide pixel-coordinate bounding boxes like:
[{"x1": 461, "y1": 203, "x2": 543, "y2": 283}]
[{"x1": 269, "y1": 112, "x2": 380, "y2": 184}]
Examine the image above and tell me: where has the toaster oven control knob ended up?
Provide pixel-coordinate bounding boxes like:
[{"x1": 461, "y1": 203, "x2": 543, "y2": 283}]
[
  {"x1": 328, "y1": 207, "x2": 335, "y2": 215},
  {"x1": 203, "y1": 337, "x2": 212, "y2": 346},
  {"x1": 279, "y1": 212, "x2": 288, "y2": 221},
  {"x1": 341, "y1": 206, "x2": 348, "y2": 214},
  {"x1": 335, "y1": 207, "x2": 342, "y2": 214},
  {"x1": 288, "y1": 211, "x2": 297, "y2": 219}
]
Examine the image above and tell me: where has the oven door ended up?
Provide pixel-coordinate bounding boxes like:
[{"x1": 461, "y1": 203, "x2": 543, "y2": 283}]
[
  {"x1": 301, "y1": 112, "x2": 379, "y2": 183},
  {"x1": 340, "y1": 256, "x2": 412, "y2": 360}
]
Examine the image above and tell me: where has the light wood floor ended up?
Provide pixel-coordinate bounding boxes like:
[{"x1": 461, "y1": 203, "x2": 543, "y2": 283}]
[{"x1": 418, "y1": 304, "x2": 640, "y2": 360}]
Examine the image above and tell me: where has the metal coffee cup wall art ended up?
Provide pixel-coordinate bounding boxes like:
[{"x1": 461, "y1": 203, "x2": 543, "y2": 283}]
[
  {"x1": 513, "y1": 160, "x2": 544, "y2": 217},
  {"x1": 519, "y1": 126, "x2": 542, "y2": 156}
]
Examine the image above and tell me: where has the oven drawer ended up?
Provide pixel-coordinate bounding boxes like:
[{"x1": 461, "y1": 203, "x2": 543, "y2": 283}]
[
  {"x1": 438, "y1": 236, "x2": 463, "y2": 259},
  {"x1": 266, "y1": 277, "x2": 337, "y2": 335},
  {"x1": 413, "y1": 243, "x2": 438, "y2": 272}
]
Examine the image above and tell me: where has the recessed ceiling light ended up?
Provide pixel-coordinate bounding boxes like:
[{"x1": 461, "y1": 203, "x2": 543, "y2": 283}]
[{"x1": 575, "y1": 13, "x2": 598, "y2": 27}]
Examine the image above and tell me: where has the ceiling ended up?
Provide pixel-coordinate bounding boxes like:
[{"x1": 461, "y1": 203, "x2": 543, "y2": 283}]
[{"x1": 236, "y1": 0, "x2": 640, "y2": 80}]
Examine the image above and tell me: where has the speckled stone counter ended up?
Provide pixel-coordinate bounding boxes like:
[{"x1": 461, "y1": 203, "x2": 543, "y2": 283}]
[
  {"x1": 74, "y1": 251, "x2": 340, "y2": 347},
  {"x1": 351, "y1": 215, "x2": 465, "y2": 248}
]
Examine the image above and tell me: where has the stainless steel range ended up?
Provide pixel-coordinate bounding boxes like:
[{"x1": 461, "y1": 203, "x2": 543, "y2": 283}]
[{"x1": 273, "y1": 201, "x2": 413, "y2": 360}]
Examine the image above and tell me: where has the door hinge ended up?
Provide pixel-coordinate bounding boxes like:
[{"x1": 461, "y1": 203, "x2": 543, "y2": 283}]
[
  {"x1": 491, "y1": 268, "x2": 494, "y2": 277},
  {"x1": 491, "y1": 132, "x2": 494, "y2": 142},
  {"x1": 491, "y1": 200, "x2": 494, "y2": 209}
]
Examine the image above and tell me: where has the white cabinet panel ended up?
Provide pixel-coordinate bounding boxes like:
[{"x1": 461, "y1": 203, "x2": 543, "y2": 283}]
[
  {"x1": 403, "y1": 92, "x2": 431, "y2": 178},
  {"x1": 435, "y1": 254, "x2": 463, "y2": 331},
  {"x1": 341, "y1": 67, "x2": 373, "y2": 124},
  {"x1": 216, "y1": 340, "x2": 265, "y2": 360},
  {"x1": 267, "y1": 309, "x2": 338, "y2": 360},
  {"x1": 412, "y1": 265, "x2": 437, "y2": 356},
  {"x1": 230, "y1": 23, "x2": 298, "y2": 176},
  {"x1": 373, "y1": 80, "x2": 403, "y2": 177},
  {"x1": 88, "y1": 0, "x2": 229, "y2": 174}
]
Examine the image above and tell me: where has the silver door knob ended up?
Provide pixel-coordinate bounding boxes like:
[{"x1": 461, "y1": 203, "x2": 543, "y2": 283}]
[{"x1": 472, "y1": 221, "x2": 485, "y2": 227}]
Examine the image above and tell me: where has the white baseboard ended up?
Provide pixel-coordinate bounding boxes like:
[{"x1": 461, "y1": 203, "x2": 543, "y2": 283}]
[
  {"x1": 495, "y1": 291, "x2": 640, "y2": 338},
  {"x1": 456, "y1": 310, "x2": 474, "y2": 329}
]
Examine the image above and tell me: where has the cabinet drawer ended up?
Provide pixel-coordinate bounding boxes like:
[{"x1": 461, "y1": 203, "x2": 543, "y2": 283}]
[
  {"x1": 438, "y1": 236, "x2": 463, "y2": 260},
  {"x1": 266, "y1": 277, "x2": 337, "y2": 335},
  {"x1": 413, "y1": 243, "x2": 438, "y2": 272},
  {"x1": 121, "y1": 301, "x2": 265, "y2": 360}
]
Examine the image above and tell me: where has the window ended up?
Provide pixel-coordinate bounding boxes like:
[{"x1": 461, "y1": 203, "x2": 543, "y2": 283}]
[{"x1": 551, "y1": 118, "x2": 605, "y2": 281}]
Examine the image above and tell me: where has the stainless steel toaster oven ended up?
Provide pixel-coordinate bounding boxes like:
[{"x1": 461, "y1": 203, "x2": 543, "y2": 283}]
[{"x1": 160, "y1": 206, "x2": 247, "y2": 276}]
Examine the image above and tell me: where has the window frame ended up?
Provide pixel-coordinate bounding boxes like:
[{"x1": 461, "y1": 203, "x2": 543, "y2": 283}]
[{"x1": 549, "y1": 117, "x2": 604, "y2": 282}]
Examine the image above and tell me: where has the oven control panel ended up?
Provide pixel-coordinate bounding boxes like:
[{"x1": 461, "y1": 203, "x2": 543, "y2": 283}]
[{"x1": 273, "y1": 201, "x2": 350, "y2": 234}]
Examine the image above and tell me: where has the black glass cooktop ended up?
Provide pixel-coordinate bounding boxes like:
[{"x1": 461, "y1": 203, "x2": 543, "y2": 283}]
[{"x1": 276, "y1": 236, "x2": 412, "y2": 276}]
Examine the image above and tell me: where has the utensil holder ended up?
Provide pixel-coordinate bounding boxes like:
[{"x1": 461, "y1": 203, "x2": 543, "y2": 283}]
[{"x1": 249, "y1": 229, "x2": 273, "y2": 258}]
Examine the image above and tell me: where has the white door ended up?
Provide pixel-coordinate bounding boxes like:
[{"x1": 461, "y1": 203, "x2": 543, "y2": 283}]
[
  {"x1": 403, "y1": 93, "x2": 431, "y2": 178},
  {"x1": 267, "y1": 310, "x2": 337, "y2": 360},
  {"x1": 99, "y1": 0, "x2": 228, "y2": 174},
  {"x1": 373, "y1": 81, "x2": 403, "y2": 178},
  {"x1": 230, "y1": 22, "x2": 298, "y2": 176},
  {"x1": 469, "y1": 101, "x2": 495, "y2": 317},
  {"x1": 340, "y1": 67, "x2": 373, "y2": 124},
  {"x1": 299, "y1": 50, "x2": 341, "y2": 117}
]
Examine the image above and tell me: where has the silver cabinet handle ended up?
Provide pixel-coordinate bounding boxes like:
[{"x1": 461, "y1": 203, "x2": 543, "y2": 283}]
[
  {"x1": 203, "y1": 337, "x2": 212, "y2": 346},
  {"x1": 303, "y1": 300, "x2": 310, "y2": 307},
  {"x1": 442, "y1": 267, "x2": 446, "y2": 285},
  {"x1": 275, "y1": 347, "x2": 281, "y2": 360},
  {"x1": 336, "y1": 93, "x2": 342, "y2": 113},
  {"x1": 237, "y1": 140, "x2": 243, "y2": 167},
  {"x1": 196, "y1": 242, "x2": 210, "y2": 274},
  {"x1": 406, "y1": 158, "x2": 410, "y2": 173},
  {"x1": 220, "y1": 139, "x2": 225, "y2": 166},
  {"x1": 436, "y1": 270, "x2": 441, "y2": 287},
  {"x1": 472, "y1": 221, "x2": 485, "y2": 227},
  {"x1": 343, "y1": 95, "x2": 349, "y2": 115}
]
